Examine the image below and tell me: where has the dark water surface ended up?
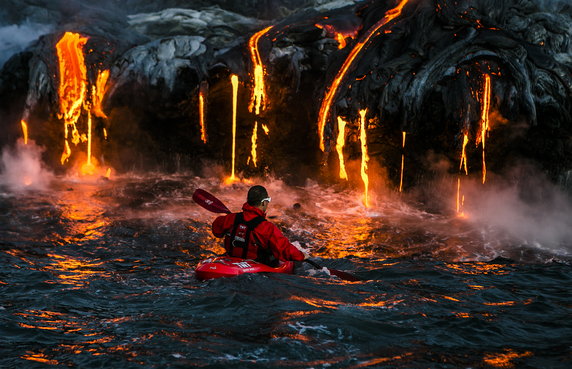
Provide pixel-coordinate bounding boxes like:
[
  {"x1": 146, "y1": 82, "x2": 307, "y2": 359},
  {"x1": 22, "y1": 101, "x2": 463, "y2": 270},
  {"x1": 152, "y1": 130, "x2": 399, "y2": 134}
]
[{"x1": 1, "y1": 174, "x2": 571, "y2": 368}]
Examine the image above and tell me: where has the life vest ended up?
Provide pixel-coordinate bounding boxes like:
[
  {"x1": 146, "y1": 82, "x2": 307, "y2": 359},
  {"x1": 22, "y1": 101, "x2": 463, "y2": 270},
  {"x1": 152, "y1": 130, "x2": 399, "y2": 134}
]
[{"x1": 226, "y1": 212, "x2": 266, "y2": 259}]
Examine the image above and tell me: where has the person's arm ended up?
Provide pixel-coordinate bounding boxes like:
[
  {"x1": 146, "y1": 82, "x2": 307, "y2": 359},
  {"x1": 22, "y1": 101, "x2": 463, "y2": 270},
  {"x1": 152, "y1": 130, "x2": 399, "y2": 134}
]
[
  {"x1": 265, "y1": 223, "x2": 306, "y2": 261},
  {"x1": 212, "y1": 214, "x2": 232, "y2": 238}
]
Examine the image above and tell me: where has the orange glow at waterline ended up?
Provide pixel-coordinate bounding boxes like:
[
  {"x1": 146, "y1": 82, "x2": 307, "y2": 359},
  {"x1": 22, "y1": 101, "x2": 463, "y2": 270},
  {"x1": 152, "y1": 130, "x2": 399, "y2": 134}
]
[
  {"x1": 336, "y1": 117, "x2": 348, "y2": 180},
  {"x1": 359, "y1": 109, "x2": 370, "y2": 207},
  {"x1": 317, "y1": 0, "x2": 410, "y2": 151},
  {"x1": 20, "y1": 120, "x2": 29, "y2": 144},
  {"x1": 248, "y1": 26, "x2": 272, "y2": 115}
]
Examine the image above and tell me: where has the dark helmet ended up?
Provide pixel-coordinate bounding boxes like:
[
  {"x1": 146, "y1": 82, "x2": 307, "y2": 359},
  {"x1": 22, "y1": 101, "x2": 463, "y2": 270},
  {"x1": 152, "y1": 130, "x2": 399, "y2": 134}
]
[{"x1": 247, "y1": 185, "x2": 270, "y2": 206}]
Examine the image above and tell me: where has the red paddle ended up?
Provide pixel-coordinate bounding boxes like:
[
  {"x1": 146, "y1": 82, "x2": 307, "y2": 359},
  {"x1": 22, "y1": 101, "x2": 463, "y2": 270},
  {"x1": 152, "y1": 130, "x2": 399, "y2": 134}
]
[
  {"x1": 192, "y1": 188, "x2": 231, "y2": 214},
  {"x1": 192, "y1": 188, "x2": 361, "y2": 282}
]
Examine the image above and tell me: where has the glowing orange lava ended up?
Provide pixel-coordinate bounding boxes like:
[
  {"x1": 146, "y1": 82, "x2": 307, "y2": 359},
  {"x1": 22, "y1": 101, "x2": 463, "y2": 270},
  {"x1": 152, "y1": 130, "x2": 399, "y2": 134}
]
[
  {"x1": 20, "y1": 120, "x2": 29, "y2": 144},
  {"x1": 314, "y1": 23, "x2": 358, "y2": 49},
  {"x1": 56, "y1": 32, "x2": 89, "y2": 165},
  {"x1": 477, "y1": 74, "x2": 491, "y2": 183},
  {"x1": 229, "y1": 74, "x2": 239, "y2": 181},
  {"x1": 459, "y1": 133, "x2": 469, "y2": 175},
  {"x1": 359, "y1": 109, "x2": 370, "y2": 207},
  {"x1": 456, "y1": 133, "x2": 469, "y2": 216},
  {"x1": 250, "y1": 121, "x2": 258, "y2": 167},
  {"x1": 399, "y1": 131, "x2": 406, "y2": 192},
  {"x1": 79, "y1": 113, "x2": 95, "y2": 176},
  {"x1": 317, "y1": 0, "x2": 410, "y2": 151},
  {"x1": 248, "y1": 26, "x2": 273, "y2": 115},
  {"x1": 92, "y1": 69, "x2": 109, "y2": 119},
  {"x1": 199, "y1": 88, "x2": 207, "y2": 143},
  {"x1": 336, "y1": 116, "x2": 348, "y2": 180}
]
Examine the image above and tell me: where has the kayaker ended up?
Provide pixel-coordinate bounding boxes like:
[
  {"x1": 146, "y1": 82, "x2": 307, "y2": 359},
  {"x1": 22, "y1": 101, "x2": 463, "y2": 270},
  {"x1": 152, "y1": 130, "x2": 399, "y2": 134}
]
[{"x1": 211, "y1": 185, "x2": 309, "y2": 266}]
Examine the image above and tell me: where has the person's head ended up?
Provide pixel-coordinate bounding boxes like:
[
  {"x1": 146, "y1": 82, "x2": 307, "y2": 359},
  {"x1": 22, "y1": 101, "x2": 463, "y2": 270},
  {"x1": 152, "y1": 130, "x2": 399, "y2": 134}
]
[{"x1": 247, "y1": 185, "x2": 271, "y2": 212}]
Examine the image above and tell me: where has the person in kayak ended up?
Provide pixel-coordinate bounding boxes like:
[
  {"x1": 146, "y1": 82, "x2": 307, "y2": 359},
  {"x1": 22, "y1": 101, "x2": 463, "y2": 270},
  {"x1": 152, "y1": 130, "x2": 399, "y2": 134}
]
[{"x1": 211, "y1": 185, "x2": 309, "y2": 266}]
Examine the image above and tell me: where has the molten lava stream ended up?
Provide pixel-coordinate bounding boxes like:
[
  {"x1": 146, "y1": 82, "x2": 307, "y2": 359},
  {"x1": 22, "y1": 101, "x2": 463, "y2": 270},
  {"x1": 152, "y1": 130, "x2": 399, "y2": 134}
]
[
  {"x1": 477, "y1": 74, "x2": 492, "y2": 184},
  {"x1": 336, "y1": 117, "x2": 348, "y2": 180},
  {"x1": 250, "y1": 121, "x2": 258, "y2": 167},
  {"x1": 228, "y1": 74, "x2": 239, "y2": 182},
  {"x1": 456, "y1": 133, "x2": 469, "y2": 217},
  {"x1": 56, "y1": 32, "x2": 89, "y2": 165},
  {"x1": 248, "y1": 26, "x2": 272, "y2": 116},
  {"x1": 199, "y1": 88, "x2": 207, "y2": 143},
  {"x1": 359, "y1": 109, "x2": 370, "y2": 207},
  {"x1": 317, "y1": 0, "x2": 410, "y2": 151},
  {"x1": 21, "y1": 120, "x2": 29, "y2": 145}
]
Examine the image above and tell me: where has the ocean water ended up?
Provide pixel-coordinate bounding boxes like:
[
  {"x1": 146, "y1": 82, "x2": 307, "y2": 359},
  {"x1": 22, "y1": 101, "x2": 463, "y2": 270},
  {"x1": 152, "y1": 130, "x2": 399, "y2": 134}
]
[{"x1": 0, "y1": 174, "x2": 571, "y2": 368}]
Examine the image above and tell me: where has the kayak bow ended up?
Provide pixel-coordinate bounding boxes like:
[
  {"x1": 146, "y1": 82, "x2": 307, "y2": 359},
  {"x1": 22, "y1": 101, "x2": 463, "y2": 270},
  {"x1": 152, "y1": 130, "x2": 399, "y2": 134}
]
[{"x1": 195, "y1": 256, "x2": 294, "y2": 280}]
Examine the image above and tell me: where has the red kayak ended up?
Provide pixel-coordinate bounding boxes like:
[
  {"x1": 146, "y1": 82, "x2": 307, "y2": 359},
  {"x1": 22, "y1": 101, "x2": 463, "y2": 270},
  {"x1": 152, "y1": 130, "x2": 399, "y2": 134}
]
[{"x1": 195, "y1": 256, "x2": 295, "y2": 280}]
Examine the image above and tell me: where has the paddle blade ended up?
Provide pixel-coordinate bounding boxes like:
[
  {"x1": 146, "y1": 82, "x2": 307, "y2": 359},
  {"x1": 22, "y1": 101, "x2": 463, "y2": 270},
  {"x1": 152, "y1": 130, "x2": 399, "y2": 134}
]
[
  {"x1": 329, "y1": 269, "x2": 361, "y2": 282},
  {"x1": 304, "y1": 259, "x2": 360, "y2": 282},
  {"x1": 192, "y1": 189, "x2": 231, "y2": 214}
]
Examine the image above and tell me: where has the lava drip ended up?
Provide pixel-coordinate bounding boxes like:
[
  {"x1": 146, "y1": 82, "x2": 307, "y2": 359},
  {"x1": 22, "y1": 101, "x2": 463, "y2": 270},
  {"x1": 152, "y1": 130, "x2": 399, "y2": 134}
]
[
  {"x1": 336, "y1": 117, "x2": 348, "y2": 180},
  {"x1": 399, "y1": 131, "x2": 406, "y2": 192},
  {"x1": 476, "y1": 74, "x2": 492, "y2": 184},
  {"x1": 359, "y1": 109, "x2": 370, "y2": 207}
]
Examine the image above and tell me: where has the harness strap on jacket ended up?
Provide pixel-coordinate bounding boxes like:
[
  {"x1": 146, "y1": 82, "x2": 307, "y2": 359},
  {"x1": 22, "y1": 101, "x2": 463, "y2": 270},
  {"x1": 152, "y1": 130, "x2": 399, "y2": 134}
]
[{"x1": 229, "y1": 212, "x2": 265, "y2": 258}]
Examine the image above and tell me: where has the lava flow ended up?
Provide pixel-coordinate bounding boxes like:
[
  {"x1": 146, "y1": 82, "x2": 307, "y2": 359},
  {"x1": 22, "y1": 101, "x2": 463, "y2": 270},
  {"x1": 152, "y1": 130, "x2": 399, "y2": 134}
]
[
  {"x1": 250, "y1": 121, "x2": 258, "y2": 167},
  {"x1": 317, "y1": 0, "x2": 410, "y2": 151},
  {"x1": 229, "y1": 74, "x2": 239, "y2": 182},
  {"x1": 456, "y1": 133, "x2": 469, "y2": 216},
  {"x1": 20, "y1": 120, "x2": 29, "y2": 145},
  {"x1": 56, "y1": 32, "x2": 89, "y2": 165},
  {"x1": 199, "y1": 83, "x2": 208, "y2": 143},
  {"x1": 336, "y1": 117, "x2": 348, "y2": 180},
  {"x1": 359, "y1": 109, "x2": 370, "y2": 207},
  {"x1": 314, "y1": 23, "x2": 358, "y2": 49},
  {"x1": 248, "y1": 26, "x2": 272, "y2": 116},
  {"x1": 477, "y1": 74, "x2": 492, "y2": 184}
]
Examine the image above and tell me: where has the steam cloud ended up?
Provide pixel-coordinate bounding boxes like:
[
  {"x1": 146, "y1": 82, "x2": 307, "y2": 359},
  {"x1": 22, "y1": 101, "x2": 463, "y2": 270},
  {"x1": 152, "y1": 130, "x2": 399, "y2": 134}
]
[
  {"x1": 0, "y1": 22, "x2": 53, "y2": 68},
  {"x1": 0, "y1": 140, "x2": 53, "y2": 192},
  {"x1": 462, "y1": 167, "x2": 572, "y2": 257}
]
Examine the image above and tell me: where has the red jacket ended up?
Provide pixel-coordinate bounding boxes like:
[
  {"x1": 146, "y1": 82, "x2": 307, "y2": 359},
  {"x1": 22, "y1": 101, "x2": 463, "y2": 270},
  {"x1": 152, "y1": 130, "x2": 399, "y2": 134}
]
[{"x1": 212, "y1": 202, "x2": 305, "y2": 262}]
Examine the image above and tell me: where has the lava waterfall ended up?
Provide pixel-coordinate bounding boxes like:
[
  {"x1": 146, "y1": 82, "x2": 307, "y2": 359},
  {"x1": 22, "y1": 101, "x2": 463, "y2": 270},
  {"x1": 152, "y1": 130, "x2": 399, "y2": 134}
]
[{"x1": 0, "y1": 0, "x2": 571, "y2": 190}]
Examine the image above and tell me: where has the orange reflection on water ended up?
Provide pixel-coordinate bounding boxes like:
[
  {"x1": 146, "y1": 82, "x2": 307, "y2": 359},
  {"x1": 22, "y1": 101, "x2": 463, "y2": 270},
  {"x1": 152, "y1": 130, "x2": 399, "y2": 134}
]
[
  {"x1": 16, "y1": 309, "x2": 83, "y2": 333},
  {"x1": 483, "y1": 301, "x2": 517, "y2": 307},
  {"x1": 21, "y1": 352, "x2": 60, "y2": 365},
  {"x1": 443, "y1": 295, "x2": 461, "y2": 302},
  {"x1": 358, "y1": 295, "x2": 403, "y2": 309},
  {"x1": 56, "y1": 183, "x2": 109, "y2": 244},
  {"x1": 289, "y1": 295, "x2": 342, "y2": 309},
  {"x1": 351, "y1": 353, "x2": 413, "y2": 368},
  {"x1": 45, "y1": 253, "x2": 110, "y2": 287},
  {"x1": 444, "y1": 262, "x2": 509, "y2": 275},
  {"x1": 483, "y1": 349, "x2": 533, "y2": 368}
]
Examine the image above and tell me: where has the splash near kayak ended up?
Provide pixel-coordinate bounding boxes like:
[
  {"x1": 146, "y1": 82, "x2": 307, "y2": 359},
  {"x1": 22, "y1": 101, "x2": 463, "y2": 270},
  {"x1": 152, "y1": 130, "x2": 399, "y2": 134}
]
[{"x1": 195, "y1": 256, "x2": 294, "y2": 280}]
